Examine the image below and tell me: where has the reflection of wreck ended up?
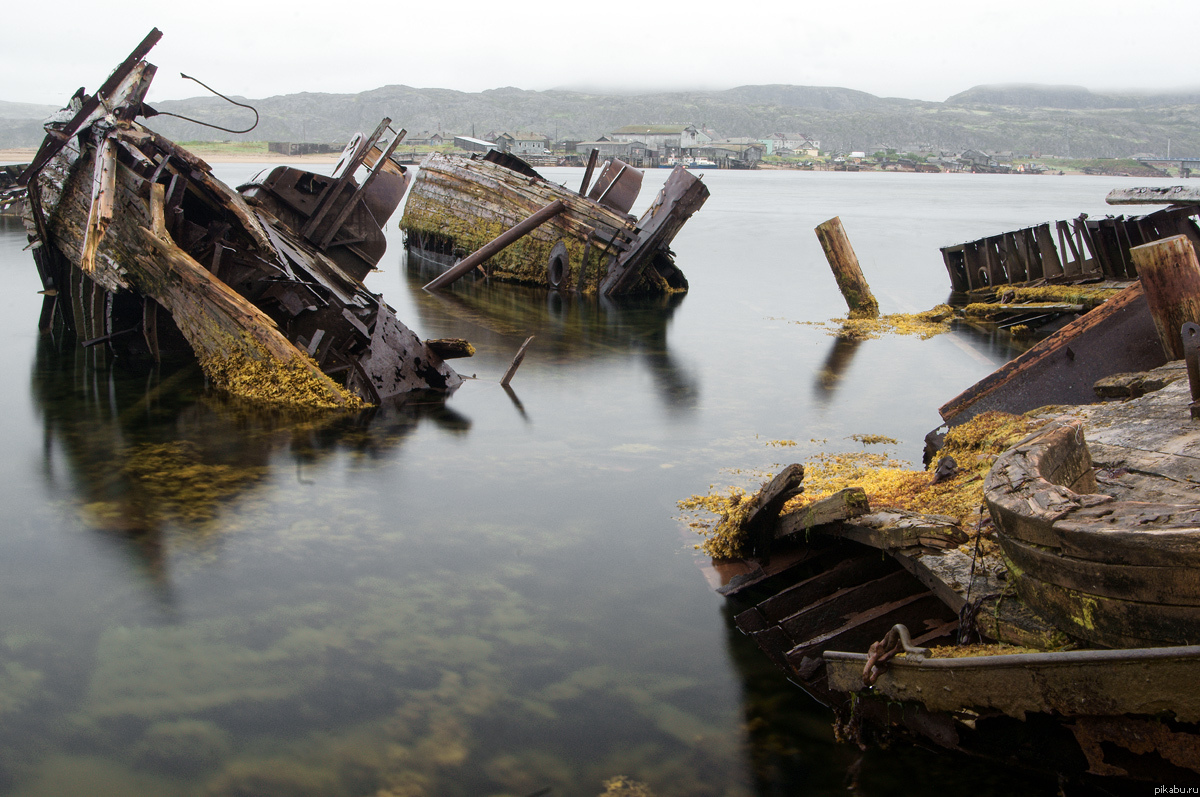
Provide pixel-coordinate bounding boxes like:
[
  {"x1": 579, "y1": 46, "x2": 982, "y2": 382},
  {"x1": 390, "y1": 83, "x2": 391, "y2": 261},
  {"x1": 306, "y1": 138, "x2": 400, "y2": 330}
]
[
  {"x1": 404, "y1": 275, "x2": 700, "y2": 414},
  {"x1": 31, "y1": 329, "x2": 470, "y2": 598},
  {"x1": 400, "y1": 150, "x2": 709, "y2": 295},
  {"x1": 18, "y1": 29, "x2": 462, "y2": 408},
  {"x1": 704, "y1": 204, "x2": 1200, "y2": 786}
]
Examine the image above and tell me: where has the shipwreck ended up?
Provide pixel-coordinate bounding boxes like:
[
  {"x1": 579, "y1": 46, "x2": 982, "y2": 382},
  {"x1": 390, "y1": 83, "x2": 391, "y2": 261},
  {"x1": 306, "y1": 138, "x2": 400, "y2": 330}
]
[
  {"x1": 17, "y1": 29, "x2": 463, "y2": 409},
  {"x1": 692, "y1": 210, "x2": 1200, "y2": 786},
  {"x1": 400, "y1": 149, "x2": 710, "y2": 295}
]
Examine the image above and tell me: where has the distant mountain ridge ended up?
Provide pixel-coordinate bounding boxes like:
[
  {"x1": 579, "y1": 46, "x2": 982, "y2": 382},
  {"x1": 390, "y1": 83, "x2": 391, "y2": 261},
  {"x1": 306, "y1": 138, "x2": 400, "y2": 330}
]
[
  {"x1": 2, "y1": 83, "x2": 1198, "y2": 159},
  {"x1": 946, "y1": 83, "x2": 1200, "y2": 110}
]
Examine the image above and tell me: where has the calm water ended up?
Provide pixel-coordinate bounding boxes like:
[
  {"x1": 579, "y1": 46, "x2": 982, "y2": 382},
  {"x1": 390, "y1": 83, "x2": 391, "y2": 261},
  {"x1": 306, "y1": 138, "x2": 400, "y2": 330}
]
[{"x1": 0, "y1": 167, "x2": 1177, "y2": 796}]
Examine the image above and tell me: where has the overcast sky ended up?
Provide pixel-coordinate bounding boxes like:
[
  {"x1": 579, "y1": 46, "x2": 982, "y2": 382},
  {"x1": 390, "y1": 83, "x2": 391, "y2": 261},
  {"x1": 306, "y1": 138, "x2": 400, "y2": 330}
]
[{"x1": 3, "y1": 0, "x2": 1197, "y2": 107}]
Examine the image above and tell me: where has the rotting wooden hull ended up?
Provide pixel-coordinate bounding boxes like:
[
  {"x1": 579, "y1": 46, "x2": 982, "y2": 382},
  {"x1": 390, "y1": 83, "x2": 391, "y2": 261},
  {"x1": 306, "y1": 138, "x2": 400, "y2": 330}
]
[
  {"x1": 19, "y1": 30, "x2": 461, "y2": 409},
  {"x1": 986, "y1": 389, "x2": 1200, "y2": 649},
  {"x1": 400, "y1": 152, "x2": 708, "y2": 295},
  {"x1": 707, "y1": 503, "x2": 967, "y2": 708},
  {"x1": 702, "y1": 441, "x2": 1200, "y2": 783},
  {"x1": 825, "y1": 645, "x2": 1200, "y2": 782}
]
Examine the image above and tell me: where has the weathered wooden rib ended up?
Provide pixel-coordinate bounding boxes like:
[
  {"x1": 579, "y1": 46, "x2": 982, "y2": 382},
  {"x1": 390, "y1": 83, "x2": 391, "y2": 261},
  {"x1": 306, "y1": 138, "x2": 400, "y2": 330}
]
[
  {"x1": 940, "y1": 205, "x2": 1200, "y2": 291},
  {"x1": 401, "y1": 152, "x2": 708, "y2": 295},
  {"x1": 986, "y1": 416, "x2": 1200, "y2": 648},
  {"x1": 21, "y1": 32, "x2": 460, "y2": 408}
]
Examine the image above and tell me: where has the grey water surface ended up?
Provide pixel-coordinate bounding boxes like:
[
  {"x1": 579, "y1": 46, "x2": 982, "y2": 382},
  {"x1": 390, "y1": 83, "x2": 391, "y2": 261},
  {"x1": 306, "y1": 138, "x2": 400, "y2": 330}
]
[{"x1": 0, "y1": 166, "x2": 1175, "y2": 796}]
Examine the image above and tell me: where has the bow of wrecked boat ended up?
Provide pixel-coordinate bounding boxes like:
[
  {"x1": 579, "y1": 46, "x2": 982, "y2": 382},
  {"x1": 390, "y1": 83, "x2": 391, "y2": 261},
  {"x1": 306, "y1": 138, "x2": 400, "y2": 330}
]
[{"x1": 18, "y1": 28, "x2": 464, "y2": 410}]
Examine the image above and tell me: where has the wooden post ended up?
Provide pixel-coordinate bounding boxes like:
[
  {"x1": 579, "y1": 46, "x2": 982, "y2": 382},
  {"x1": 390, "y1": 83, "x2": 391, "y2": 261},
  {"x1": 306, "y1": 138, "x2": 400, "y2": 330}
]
[
  {"x1": 814, "y1": 216, "x2": 879, "y2": 318},
  {"x1": 500, "y1": 336, "x2": 534, "y2": 387},
  {"x1": 423, "y1": 200, "x2": 566, "y2": 291},
  {"x1": 1129, "y1": 234, "x2": 1200, "y2": 360}
]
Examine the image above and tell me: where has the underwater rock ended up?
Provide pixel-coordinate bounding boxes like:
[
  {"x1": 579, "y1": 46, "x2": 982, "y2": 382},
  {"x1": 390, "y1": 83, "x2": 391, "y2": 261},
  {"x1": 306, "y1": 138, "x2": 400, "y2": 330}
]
[{"x1": 133, "y1": 718, "x2": 231, "y2": 774}]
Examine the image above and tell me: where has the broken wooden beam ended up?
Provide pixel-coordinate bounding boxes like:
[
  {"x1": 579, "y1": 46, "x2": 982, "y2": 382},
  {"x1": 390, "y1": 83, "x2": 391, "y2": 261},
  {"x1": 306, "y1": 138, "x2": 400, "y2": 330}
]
[
  {"x1": 815, "y1": 216, "x2": 879, "y2": 319},
  {"x1": 820, "y1": 509, "x2": 968, "y2": 551},
  {"x1": 775, "y1": 487, "x2": 870, "y2": 539},
  {"x1": 500, "y1": 335, "x2": 535, "y2": 387},
  {"x1": 18, "y1": 28, "x2": 163, "y2": 187},
  {"x1": 741, "y1": 464, "x2": 805, "y2": 556},
  {"x1": 424, "y1": 200, "x2": 566, "y2": 291},
  {"x1": 1129, "y1": 234, "x2": 1200, "y2": 360}
]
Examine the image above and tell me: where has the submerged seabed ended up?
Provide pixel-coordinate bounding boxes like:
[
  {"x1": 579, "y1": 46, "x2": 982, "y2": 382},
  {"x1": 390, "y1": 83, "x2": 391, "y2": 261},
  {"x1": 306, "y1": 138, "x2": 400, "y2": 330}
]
[{"x1": 0, "y1": 170, "x2": 1178, "y2": 796}]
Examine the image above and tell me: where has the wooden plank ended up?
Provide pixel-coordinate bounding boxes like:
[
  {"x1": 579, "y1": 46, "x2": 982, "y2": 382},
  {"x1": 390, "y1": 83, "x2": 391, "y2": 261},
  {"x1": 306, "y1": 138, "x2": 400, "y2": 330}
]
[
  {"x1": 739, "y1": 463, "x2": 805, "y2": 551},
  {"x1": 999, "y1": 533, "x2": 1200, "y2": 606},
  {"x1": 579, "y1": 148, "x2": 599, "y2": 195},
  {"x1": 749, "y1": 626, "x2": 798, "y2": 670},
  {"x1": 784, "y1": 593, "x2": 950, "y2": 666},
  {"x1": 18, "y1": 28, "x2": 163, "y2": 186},
  {"x1": 820, "y1": 509, "x2": 968, "y2": 551},
  {"x1": 779, "y1": 570, "x2": 928, "y2": 644},
  {"x1": 1007, "y1": 568, "x2": 1200, "y2": 649},
  {"x1": 1035, "y1": 223, "x2": 1064, "y2": 280},
  {"x1": 757, "y1": 552, "x2": 898, "y2": 623},
  {"x1": 600, "y1": 165, "x2": 709, "y2": 295},
  {"x1": 775, "y1": 488, "x2": 869, "y2": 538}
]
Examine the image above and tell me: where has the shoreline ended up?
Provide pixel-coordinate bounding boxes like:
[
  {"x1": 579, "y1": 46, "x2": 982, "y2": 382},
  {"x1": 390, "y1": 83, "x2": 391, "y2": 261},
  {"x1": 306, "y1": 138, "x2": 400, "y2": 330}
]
[
  {"x1": 0, "y1": 148, "x2": 1155, "y2": 176},
  {"x1": 1, "y1": 148, "x2": 341, "y2": 165}
]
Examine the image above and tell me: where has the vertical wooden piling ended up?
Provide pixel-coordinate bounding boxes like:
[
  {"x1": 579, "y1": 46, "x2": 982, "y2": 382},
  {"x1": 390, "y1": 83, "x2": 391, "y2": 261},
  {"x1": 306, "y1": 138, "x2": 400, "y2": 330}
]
[
  {"x1": 814, "y1": 216, "x2": 879, "y2": 319},
  {"x1": 1131, "y1": 235, "x2": 1200, "y2": 360}
]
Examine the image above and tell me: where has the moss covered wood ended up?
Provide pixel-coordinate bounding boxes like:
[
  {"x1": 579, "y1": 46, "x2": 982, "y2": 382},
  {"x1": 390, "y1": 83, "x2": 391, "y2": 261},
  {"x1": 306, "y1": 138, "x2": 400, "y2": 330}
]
[
  {"x1": 815, "y1": 216, "x2": 880, "y2": 319},
  {"x1": 35, "y1": 132, "x2": 360, "y2": 409},
  {"x1": 402, "y1": 155, "x2": 626, "y2": 292},
  {"x1": 402, "y1": 154, "x2": 706, "y2": 295}
]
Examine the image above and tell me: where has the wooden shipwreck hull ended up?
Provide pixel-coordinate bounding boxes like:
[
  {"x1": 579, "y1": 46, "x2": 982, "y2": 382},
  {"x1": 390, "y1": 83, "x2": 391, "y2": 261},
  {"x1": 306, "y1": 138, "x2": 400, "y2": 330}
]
[
  {"x1": 400, "y1": 151, "x2": 709, "y2": 295},
  {"x1": 940, "y1": 204, "x2": 1200, "y2": 292},
  {"x1": 19, "y1": 30, "x2": 461, "y2": 408},
  {"x1": 705, "y1": 381, "x2": 1200, "y2": 783}
]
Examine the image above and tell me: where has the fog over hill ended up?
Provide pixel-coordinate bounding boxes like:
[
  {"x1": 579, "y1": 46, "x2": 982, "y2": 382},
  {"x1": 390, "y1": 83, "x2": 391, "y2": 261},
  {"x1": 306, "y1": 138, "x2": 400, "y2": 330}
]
[{"x1": 3, "y1": 82, "x2": 1198, "y2": 158}]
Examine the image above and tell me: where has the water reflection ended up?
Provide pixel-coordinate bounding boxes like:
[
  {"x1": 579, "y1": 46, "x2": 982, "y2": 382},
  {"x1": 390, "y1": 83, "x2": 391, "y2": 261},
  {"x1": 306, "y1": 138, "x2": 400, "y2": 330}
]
[
  {"x1": 30, "y1": 332, "x2": 467, "y2": 598},
  {"x1": 403, "y1": 258, "x2": 701, "y2": 415},
  {"x1": 812, "y1": 333, "x2": 864, "y2": 404}
]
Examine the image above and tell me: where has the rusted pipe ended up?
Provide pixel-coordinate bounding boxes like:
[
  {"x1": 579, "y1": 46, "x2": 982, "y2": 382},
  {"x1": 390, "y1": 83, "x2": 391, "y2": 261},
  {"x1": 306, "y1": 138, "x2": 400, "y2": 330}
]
[
  {"x1": 423, "y1": 200, "x2": 566, "y2": 291},
  {"x1": 579, "y1": 148, "x2": 599, "y2": 195}
]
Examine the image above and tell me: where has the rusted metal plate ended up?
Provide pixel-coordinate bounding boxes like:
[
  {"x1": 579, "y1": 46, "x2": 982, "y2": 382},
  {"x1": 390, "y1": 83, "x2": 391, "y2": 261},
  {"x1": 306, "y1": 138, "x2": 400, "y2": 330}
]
[
  {"x1": 586, "y1": 158, "x2": 642, "y2": 215},
  {"x1": 940, "y1": 282, "x2": 1166, "y2": 425}
]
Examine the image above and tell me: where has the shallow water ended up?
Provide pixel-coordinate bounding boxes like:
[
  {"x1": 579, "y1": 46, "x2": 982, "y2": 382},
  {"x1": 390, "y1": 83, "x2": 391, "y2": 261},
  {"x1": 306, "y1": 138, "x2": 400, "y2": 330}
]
[{"x1": 0, "y1": 167, "x2": 1177, "y2": 796}]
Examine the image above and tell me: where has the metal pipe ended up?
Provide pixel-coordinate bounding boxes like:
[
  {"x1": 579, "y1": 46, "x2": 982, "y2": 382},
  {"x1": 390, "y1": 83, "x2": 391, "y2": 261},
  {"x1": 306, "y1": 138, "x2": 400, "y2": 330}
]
[{"x1": 423, "y1": 200, "x2": 566, "y2": 291}]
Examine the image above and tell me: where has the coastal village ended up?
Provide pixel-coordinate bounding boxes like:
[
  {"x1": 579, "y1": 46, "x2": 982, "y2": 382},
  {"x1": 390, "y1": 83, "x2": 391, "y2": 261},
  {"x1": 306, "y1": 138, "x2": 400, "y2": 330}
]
[
  {"x1": 4, "y1": 25, "x2": 1200, "y2": 797},
  {"x1": 262, "y1": 124, "x2": 1178, "y2": 176}
]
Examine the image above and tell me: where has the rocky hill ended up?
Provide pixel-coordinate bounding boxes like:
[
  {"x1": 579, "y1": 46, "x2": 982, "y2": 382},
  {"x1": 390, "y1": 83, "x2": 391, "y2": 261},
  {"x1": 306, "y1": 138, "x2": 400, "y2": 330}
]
[{"x1": 3, "y1": 83, "x2": 1198, "y2": 159}]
